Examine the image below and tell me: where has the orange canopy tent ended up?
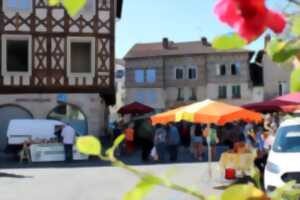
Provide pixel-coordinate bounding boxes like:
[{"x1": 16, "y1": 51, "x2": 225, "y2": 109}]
[{"x1": 151, "y1": 99, "x2": 263, "y2": 125}]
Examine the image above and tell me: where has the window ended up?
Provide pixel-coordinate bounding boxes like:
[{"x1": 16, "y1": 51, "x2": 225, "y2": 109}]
[
  {"x1": 231, "y1": 62, "x2": 241, "y2": 75},
  {"x1": 4, "y1": 0, "x2": 31, "y2": 11},
  {"x1": 220, "y1": 65, "x2": 226, "y2": 75},
  {"x1": 188, "y1": 67, "x2": 197, "y2": 80},
  {"x1": 175, "y1": 68, "x2": 184, "y2": 80},
  {"x1": 6, "y1": 40, "x2": 29, "y2": 72},
  {"x1": 67, "y1": 37, "x2": 95, "y2": 78},
  {"x1": 177, "y1": 88, "x2": 184, "y2": 101},
  {"x1": 232, "y1": 85, "x2": 241, "y2": 99},
  {"x1": 146, "y1": 69, "x2": 156, "y2": 83},
  {"x1": 278, "y1": 81, "x2": 288, "y2": 96},
  {"x1": 189, "y1": 88, "x2": 197, "y2": 100},
  {"x1": 218, "y1": 86, "x2": 227, "y2": 99},
  {"x1": 216, "y1": 64, "x2": 226, "y2": 76},
  {"x1": 135, "y1": 69, "x2": 144, "y2": 83},
  {"x1": 70, "y1": 43, "x2": 92, "y2": 73}
]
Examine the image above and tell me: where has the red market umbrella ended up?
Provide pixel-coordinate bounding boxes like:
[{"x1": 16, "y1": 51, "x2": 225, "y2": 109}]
[
  {"x1": 276, "y1": 92, "x2": 300, "y2": 104},
  {"x1": 118, "y1": 102, "x2": 154, "y2": 115},
  {"x1": 243, "y1": 99, "x2": 299, "y2": 113}
]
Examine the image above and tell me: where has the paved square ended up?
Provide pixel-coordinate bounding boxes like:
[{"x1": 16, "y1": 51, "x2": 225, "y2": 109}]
[{"x1": 0, "y1": 163, "x2": 223, "y2": 200}]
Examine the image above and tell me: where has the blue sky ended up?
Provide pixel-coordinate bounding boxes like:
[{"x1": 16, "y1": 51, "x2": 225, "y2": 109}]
[{"x1": 116, "y1": 0, "x2": 288, "y2": 58}]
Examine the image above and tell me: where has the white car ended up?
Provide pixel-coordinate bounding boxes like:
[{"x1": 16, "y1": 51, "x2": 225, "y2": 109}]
[{"x1": 265, "y1": 117, "x2": 300, "y2": 192}]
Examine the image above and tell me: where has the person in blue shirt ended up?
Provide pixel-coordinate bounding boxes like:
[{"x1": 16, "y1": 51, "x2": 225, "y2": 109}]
[{"x1": 166, "y1": 123, "x2": 181, "y2": 162}]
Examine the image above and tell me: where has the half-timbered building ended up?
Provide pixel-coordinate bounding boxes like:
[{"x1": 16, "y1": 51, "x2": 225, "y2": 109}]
[{"x1": 0, "y1": 0, "x2": 123, "y2": 150}]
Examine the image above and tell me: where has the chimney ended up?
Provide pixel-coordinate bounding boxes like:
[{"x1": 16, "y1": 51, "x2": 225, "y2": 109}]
[
  {"x1": 162, "y1": 37, "x2": 169, "y2": 49},
  {"x1": 201, "y1": 37, "x2": 209, "y2": 46},
  {"x1": 264, "y1": 34, "x2": 271, "y2": 49}
]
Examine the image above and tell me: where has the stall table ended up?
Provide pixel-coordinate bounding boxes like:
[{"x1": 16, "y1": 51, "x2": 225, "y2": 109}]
[
  {"x1": 30, "y1": 143, "x2": 88, "y2": 162},
  {"x1": 219, "y1": 152, "x2": 256, "y2": 174}
]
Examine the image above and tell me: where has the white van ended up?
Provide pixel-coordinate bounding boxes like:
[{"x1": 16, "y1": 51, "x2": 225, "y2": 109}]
[
  {"x1": 7, "y1": 119, "x2": 65, "y2": 145},
  {"x1": 264, "y1": 117, "x2": 300, "y2": 192}
]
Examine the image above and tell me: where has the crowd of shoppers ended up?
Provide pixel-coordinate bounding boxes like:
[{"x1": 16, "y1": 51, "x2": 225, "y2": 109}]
[{"x1": 109, "y1": 113, "x2": 281, "y2": 164}]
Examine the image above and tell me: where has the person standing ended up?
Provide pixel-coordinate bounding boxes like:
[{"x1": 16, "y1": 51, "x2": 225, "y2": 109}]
[
  {"x1": 191, "y1": 124, "x2": 204, "y2": 160},
  {"x1": 167, "y1": 123, "x2": 180, "y2": 162},
  {"x1": 124, "y1": 123, "x2": 135, "y2": 154},
  {"x1": 180, "y1": 121, "x2": 190, "y2": 148},
  {"x1": 154, "y1": 124, "x2": 167, "y2": 163},
  {"x1": 61, "y1": 124, "x2": 76, "y2": 162},
  {"x1": 138, "y1": 119, "x2": 154, "y2": 162},
  {"x1": 204, "y1": 124, "x2": 219, "y2": 161}
]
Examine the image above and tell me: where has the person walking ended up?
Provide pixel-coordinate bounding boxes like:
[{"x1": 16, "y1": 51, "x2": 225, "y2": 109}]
[
  {"x1": 154, "y1": 124, "x2": 167, "y2": 163},
  {"x1": 167, "y1": 123, "x2": 180, "y2": 162},
  {"x1": 61, "y1": 124, "x2": 76, "y2": 162}
]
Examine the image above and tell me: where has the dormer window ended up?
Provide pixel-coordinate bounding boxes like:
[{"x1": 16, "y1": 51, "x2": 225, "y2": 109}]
[{"x1": 4, "y1": 0, "x2": 32, "y2": 12}]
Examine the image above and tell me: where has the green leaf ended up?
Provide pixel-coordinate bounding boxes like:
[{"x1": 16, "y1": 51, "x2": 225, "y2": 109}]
[
  {"x1": 292, "y1": 16, "x2": 300, "y2": 36},
  {"x1": 62, "y1": 0, "x2": 86, "y2": 16},
  {"x1": 106, "y1": 134, "x2": 125, "y2": 159},
  {"x1": 207, "y1": 195, "x2": 218, "y2": 200},
  {"x1": 221, "y1": 184, "x2": 266, "y2": 200},
  {"x1": 291, "y1": 68, "x2": 300, "y2": 92},
  {"x1": 212, "y1": 33, "x2": 247, "y2": 50},
  {"x1": 267, "y1": 39, "x2": 300, "y2": 63},
  {"x1": 123, "y1": 179, "x2": 158, "y2": 200},
  {"x1": 48, "y1": 0, "x2": 60, "y2": 6},
  {"x1": 76, "y1": 136, "x2": 101, "y2": 156},
  {"x1": 270, "y1": 181, "x2": 296, "y2": 200}
]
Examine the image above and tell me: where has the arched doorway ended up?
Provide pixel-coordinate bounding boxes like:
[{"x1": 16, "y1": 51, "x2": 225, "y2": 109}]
[
  {"x1": 0, "y1": 104, "x2": 33, "y2": 151},
  {"x1": 47, "y1": 104, "x2": 88, "y2": 136}
]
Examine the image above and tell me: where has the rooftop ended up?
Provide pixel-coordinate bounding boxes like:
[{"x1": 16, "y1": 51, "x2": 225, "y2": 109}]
[{"x1": 124, "y1": 38, "x2": 252, "y2": 59}]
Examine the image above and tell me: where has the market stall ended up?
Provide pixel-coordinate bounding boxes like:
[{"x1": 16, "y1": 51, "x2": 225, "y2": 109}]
[{"x1": 30, "y1": 143, "x2": 88, "y2": 162}]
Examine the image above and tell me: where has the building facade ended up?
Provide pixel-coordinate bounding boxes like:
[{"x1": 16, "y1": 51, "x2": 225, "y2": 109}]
[
  {"x1": 263, "y1": 54, "x2": 291, "y2": 100},
  {"x1": 0, "y1": 0, "x2": 122, "y2": 150},
  {"x1": 124, "y1": 38, "x2": 254, "y2": 111}
]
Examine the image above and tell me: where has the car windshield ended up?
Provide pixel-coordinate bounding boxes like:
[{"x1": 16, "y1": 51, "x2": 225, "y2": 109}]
[{"x1": 273, "y1": 125, "x2": 300, "y2": 153}]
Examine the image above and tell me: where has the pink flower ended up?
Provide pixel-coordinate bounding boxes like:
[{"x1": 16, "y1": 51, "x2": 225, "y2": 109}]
[{"x1": 214, "y1": 0, "x2": 286, "y2": 42}]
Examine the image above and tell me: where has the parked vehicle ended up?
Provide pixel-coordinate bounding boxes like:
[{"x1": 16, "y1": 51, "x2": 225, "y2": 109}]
[
  {"x1": 265, "y1": 117, "x2": 300, "y2": 192},
  {"x1": 7, "y1": 119, "x2": 65, "y2": 147}
]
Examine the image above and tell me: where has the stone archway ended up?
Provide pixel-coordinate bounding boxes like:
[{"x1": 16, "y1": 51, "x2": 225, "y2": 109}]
[
  {"x1": 47, "y1": 103, "x2": 88, "y2": 136},
  {"x1": 0, "y1": 104, "x2": 33, "y2": 151}
]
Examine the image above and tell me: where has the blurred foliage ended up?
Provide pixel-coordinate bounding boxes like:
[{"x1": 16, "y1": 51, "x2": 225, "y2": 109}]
[
  {"x1": 213, "y1": 0, "x2": 300, "y2": 92},
  {"x1": 48, "y1": 0, "x2": 87, "y2": 16},
  {"x1": 212, "y1": 33, "x2": 247, "y2": 50}
]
